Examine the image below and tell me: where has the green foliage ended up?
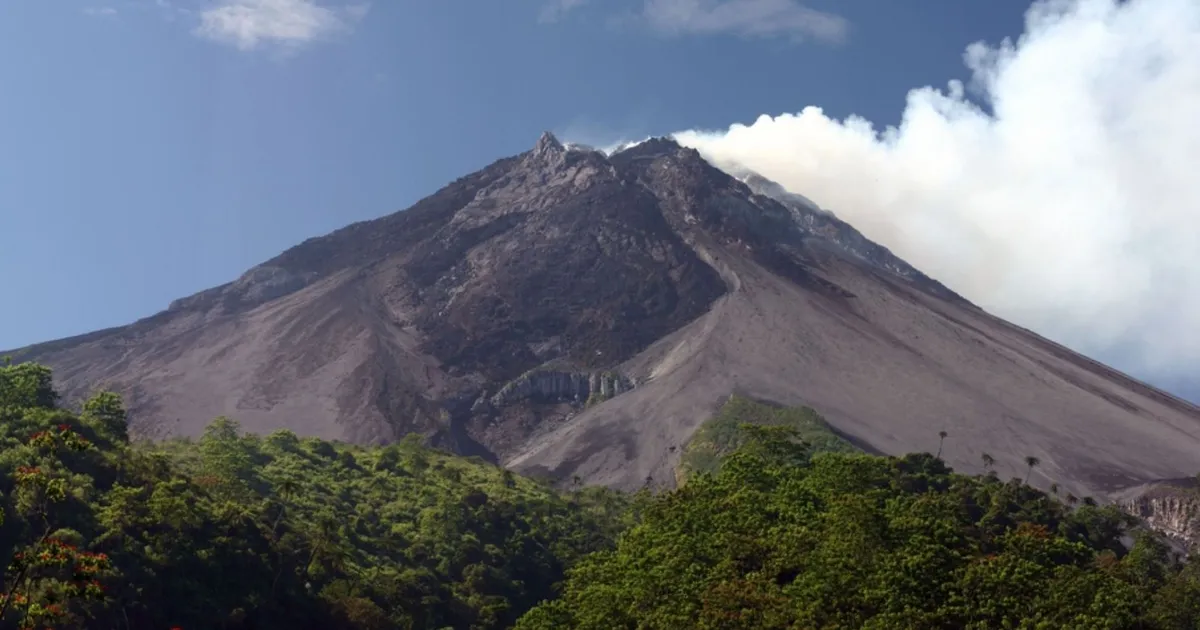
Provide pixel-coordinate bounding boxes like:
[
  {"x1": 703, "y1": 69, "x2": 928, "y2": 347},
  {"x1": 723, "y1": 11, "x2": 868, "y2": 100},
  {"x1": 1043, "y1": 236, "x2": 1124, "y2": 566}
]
[
  {"x1": 0, "y1": 362, "x2": 58, "y2": 411},
  {"x1": 677, "y1": 395, "x2": 856, "y2": 483},
  {"x1": 0, "y1": 421, "x2": 111, "y2": 629},
  {"x1": 81, "y1": 391, "x2": 128, "y2": 444},
  {"x1": 520, "y1": 425, "x2": 1200, "y2": 630},
  {"x1": 0, "y1": 362, "x2": 625, "y2": 629},
  {"x1": 8, "y1": 362, "x2": 1200, "y2": 629}
]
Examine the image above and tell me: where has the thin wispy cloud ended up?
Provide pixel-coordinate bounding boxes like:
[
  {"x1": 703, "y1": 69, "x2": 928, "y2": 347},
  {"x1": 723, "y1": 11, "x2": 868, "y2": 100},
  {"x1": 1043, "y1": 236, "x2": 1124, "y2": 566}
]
[
  {"x1": 540, "y1": 0, "x2": 848, "y2": 43},
  {"x1": 83, "y1": 6, "x2": 119, "y2": 17},
  {"x1": 194, "y1": 0, "x2": 368, "y2": 51},
  {"x1": 145, "y1": 0, "x2": 191, "y2": 23},
  {"x1": 642, "y1": 0, "x2": 848, "y2": 42},
  {"x1": 539, "y1": 0, "x2": 589, "y2": 24}
]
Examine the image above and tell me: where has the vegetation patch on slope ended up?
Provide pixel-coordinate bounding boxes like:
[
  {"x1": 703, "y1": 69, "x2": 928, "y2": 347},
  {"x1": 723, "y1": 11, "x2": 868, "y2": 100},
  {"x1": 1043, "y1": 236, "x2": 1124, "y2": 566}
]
[{"x1": 676, "y1": 394, "x2": 857, "y2": 483}]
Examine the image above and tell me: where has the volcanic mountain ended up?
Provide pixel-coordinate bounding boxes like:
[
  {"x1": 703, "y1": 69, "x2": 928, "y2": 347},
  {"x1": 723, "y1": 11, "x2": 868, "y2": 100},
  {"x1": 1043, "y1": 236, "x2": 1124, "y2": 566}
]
[{"x1": 10, "y1": 132, "x2": 1200, "y2": 501}]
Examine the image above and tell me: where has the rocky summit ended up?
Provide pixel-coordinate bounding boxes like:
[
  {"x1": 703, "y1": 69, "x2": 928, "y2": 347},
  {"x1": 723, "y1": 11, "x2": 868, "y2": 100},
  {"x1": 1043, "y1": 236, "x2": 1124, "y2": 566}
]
[{"x1": 10, "y1": 132, "x2": 1200, "y2": 500}]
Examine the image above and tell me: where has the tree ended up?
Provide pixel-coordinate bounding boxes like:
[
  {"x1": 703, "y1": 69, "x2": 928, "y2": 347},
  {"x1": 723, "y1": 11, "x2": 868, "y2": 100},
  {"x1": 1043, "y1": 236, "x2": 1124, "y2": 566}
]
[
  {"x1": 1024, "y1": 455, "x2": 1041, "y2": 484},
  {"x1": 981, "y1": 452, "x2": 995, "y2": 472},
  {"x1": 82, "y1": 391, "x2": 129, "y2": 443},
  {"x1": 936, "y1": 431, "x2": 948, "y2": 459},
  {"x1": 0, "y1": 362, "x2": 58, "y2": 410},
  {"x1": 199, "y1": 416, "x2": 254, "y2": 501},
  {"x1": 1, "y1": 425, "x2": 112, "y2": 629}
]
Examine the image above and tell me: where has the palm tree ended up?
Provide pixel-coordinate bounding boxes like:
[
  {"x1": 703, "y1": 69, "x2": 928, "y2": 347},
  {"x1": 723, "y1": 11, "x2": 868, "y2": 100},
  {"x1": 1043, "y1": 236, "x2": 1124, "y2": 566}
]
[
  {"x1": 1049, "y1": 483, "x2": 1059, "y2": 496},
  {"x1": 269, "y1": 476, "x2": 300, "y2": 538},
  {"x1": 1024, "y1": 455, "x2": 1040, "y2": 484},
  {"x1": 981, "y1": 452, "x2": 995, "y2": 472},
  {"x1": 936, "y1": 431, "x2": 948, "y2": 459}
]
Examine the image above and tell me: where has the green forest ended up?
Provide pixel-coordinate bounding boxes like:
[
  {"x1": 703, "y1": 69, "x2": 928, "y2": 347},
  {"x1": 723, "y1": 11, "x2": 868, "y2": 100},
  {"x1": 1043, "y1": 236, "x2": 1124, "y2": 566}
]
[{"x1": 4, "y1": 360, "x2": 1200, "y2": 629}]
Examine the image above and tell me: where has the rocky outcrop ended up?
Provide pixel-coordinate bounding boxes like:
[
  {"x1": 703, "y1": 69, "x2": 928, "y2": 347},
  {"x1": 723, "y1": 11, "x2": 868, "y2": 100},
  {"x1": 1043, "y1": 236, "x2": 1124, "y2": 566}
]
[
  {"x1": 477, "y1": 369, "x2": 632, "y2": 411},
  {"x1": 1118, "y1": 482, "x2": 1200, "y2": 548}
]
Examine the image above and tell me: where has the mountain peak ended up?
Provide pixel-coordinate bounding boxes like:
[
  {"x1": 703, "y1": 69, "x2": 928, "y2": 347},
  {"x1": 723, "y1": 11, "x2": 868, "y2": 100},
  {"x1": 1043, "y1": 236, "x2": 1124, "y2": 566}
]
[
  {"x1": 20, "y1": 125, "x2": 1200, "y2": 505},
  {"x1": 533, "y1": 131, "x2": 564, "y2": 156},
  {"x1": 611, "y1": 136, "x2": 683, "y2": 159}
]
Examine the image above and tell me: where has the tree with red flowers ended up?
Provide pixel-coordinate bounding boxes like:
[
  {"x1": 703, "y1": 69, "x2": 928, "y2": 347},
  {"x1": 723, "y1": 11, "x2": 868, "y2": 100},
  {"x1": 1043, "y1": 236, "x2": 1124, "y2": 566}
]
[{"x1": 1, "y1": 420, "x2": 112, "y2": 628}]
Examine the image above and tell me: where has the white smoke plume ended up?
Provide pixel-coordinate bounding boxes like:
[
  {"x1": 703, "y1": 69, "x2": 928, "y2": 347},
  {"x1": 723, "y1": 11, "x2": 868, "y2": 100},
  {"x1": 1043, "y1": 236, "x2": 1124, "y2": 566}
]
[{"x1": 674, "y1": 0, "x2": 1200, "y2": 385}]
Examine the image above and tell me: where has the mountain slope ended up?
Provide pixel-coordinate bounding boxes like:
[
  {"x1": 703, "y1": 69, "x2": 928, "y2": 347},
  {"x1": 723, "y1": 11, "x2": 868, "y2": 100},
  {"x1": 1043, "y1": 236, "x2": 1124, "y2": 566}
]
[{"x1": 9, "y1": 132, "x2": 1200, "y2": 501}]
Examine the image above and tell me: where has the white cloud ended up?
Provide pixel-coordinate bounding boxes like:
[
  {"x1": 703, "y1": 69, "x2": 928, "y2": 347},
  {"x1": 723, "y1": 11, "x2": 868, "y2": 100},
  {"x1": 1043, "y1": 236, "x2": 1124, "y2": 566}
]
[
  {"x1": 674, "y1": 0, "x2": 1200, "y2": 382},
  {"x1": 642, "y1": 0, "x2": 847, "y2": 42},
  {"x1": 194, "y1": 0, "x2": 368, "y2": 51},
  {"x1": 540, "y1": 0, "x2": 847, "y2": 43},
  {"x1": 83, "y1": 6, "x2": 118, "y2": 17}
]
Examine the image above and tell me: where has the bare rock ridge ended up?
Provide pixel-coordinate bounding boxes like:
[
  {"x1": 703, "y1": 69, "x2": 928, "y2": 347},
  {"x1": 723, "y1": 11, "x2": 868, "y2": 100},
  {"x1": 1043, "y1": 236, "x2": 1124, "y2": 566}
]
[
  {"x1": 739, "y1": 173, "x2": 966, "y2": 304},
  {"x1": 9, "y1": 131, "x2": 1200, "y2": 505}
]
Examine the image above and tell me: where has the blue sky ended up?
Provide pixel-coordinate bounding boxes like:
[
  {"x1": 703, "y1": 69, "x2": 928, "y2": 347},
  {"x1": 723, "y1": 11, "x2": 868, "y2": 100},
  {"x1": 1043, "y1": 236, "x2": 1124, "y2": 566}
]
[{"x1": 0, "y1": 0, "x2": 1028, "y2": 353}]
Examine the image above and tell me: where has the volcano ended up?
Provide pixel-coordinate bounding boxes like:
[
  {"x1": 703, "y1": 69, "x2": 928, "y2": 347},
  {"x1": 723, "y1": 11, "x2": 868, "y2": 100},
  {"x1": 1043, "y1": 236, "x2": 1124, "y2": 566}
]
[{"x1": 10, "y1": 132, "x2": 1200, "y2": 501}]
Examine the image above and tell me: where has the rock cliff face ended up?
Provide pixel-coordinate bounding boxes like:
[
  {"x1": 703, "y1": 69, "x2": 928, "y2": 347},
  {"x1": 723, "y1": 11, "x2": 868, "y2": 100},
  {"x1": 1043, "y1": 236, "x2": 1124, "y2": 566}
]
[
  {"x1": 9, "y1": 132, "x2": 1200, "y2": 499},
  {"x1": 1117, "y1": 482, "x2": 1200, "y2": 547},
  {"x1": 482, "y1": 369, "x2": 632, "y2": 410}
]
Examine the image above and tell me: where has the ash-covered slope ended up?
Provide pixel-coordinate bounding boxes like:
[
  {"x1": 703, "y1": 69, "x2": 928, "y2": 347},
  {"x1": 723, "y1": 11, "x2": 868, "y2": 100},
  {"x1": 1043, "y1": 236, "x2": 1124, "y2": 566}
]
[
  {"x1": 9, "y1": 134, "x2": 726, "y2": 454},
  {"x1": 11, "y1": 132, "x2": 1200, "y2": 501}
]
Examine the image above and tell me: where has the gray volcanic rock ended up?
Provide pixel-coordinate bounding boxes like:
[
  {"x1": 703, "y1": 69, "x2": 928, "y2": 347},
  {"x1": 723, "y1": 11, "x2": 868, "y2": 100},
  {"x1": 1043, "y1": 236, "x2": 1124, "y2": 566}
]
[
  {"x1": 8, "y1": 134, "x2": 725, "y2": 457},
  {"x1": 1114, "y1": 479, "x2": 1200, "y2": 548},
  {"x1": 9, "y1": 132, "x2": 1200, "y2": 503}
]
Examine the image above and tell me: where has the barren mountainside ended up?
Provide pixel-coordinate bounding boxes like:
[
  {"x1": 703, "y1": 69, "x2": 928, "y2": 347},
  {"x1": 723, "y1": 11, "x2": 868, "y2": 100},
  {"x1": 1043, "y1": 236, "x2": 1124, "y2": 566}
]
[{"x1": 10, "y1": 132, "x2": 1200, "y2": 501}]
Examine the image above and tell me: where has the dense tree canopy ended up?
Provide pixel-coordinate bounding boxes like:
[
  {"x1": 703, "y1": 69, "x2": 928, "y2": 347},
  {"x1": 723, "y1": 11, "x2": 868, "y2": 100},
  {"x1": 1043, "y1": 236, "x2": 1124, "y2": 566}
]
[
  {"x1": 519, "y1": 425, "x2": 1200, "y2": 630},
  {"x1": 4, "y1": 361, "x2": 1200, "y2": 629},
  {"x1": 0, "y1": 362, "x2": 626, "y2": 629}
]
